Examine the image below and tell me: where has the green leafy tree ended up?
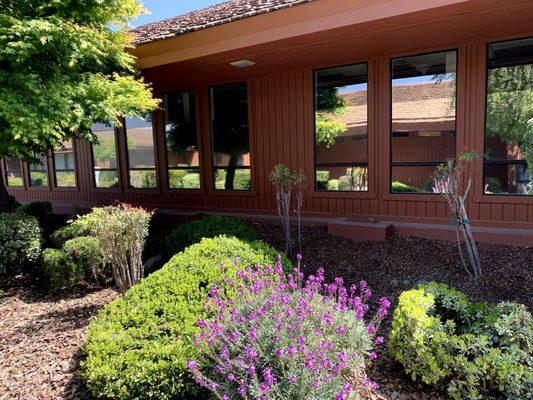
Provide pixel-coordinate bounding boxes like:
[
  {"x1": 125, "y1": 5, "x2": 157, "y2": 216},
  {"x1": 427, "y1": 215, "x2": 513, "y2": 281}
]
[
  {"x1": 0, "y1": 0, "x2": 159, "y2": 210},
  {"x1": 315, "y1": 87, "x2": 348, "y2": 148}
]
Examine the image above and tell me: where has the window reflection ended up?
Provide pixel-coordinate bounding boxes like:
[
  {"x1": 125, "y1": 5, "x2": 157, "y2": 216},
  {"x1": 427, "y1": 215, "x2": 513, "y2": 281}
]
[
  {"x1": 164, "y1": 91, "x2": 201, "y2": 189},
  {"x1": 210, "y1": 83, "x2": 251, "y2": 190},
  {"x1": 92, "y1": 124, "x2": 119, "y2": 188},
  {"x1": 125, "y1": 114, "x2": 157, "y2": 189},
  {"x1": 484, "y1": 37, "x2": 533, "y2": 195},
  {"x1": 315, "y1": 63, "x2": 368, "y2": 191},
  {"x1": 53, "y1": 140, "x2": 76, "y2": 187},
  {"x1": 29, "y1": 155, "x2": 48, "y2": 187},
  {"x1": 4, "y1": 157, "x2": 23, "y2": 187},
  {"x1": 391, "y1": 50, "x2": 457, "y2": 193}
]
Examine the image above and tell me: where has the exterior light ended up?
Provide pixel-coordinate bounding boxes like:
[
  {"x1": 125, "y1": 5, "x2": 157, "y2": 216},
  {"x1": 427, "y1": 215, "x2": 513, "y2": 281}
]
[{"x1": 230, "y1": 60, "x2": 255, "y2": 68}]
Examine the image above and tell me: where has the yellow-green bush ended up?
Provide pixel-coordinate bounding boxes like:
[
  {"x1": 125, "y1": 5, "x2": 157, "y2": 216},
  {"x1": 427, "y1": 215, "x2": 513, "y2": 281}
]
[
  {"x1": 81, "y1": 236, "x2": 289, "y2": 400},
  {"x1": 389, "y1": 282, "x2": 533, "y2": 400}
]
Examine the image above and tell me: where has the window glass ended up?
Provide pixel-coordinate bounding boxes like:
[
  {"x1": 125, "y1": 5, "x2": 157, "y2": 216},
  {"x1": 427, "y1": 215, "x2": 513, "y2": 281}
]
[
  {"x1": 484, "y1": 37, "x2": 533, "y2": 195},
  {"x1": 391, "y1": 50, "x2": 457, "y2": 193},
  {"x1": 29, "y1": 155, "x2": 48, "y2": 187},
  {"x1": 125, "y1": 114, "x2": 157, "y2": 189},
  {"x1": 210, "y1": 83, "x2": 251, "y2": 190},
  {"x1": 53, "y1": 140, "x2": 76, "y2": 187},
  {"x1": 4, "y1": 157, "x2": 23, "y2": 187},
  {"x1": 92, "y1": 123, "x2": 119, "y2": 188},
  {"x1": 315, "y1": 63, "x2": 368, "y2": 191},
  {"x1": 164, "y1": 91, "x2": 201, "y2": 189}
]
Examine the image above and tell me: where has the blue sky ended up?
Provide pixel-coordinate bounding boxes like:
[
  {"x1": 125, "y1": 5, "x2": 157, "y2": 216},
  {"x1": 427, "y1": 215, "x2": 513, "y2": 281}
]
[{"x1": 134, "y1": 0, "x2": 225, "y2": 26}]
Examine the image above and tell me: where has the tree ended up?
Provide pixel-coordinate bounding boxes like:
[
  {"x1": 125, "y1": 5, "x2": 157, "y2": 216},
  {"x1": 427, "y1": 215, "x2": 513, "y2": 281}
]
[
  {"x1": 315, "y1": 87, "x2": 348, "y2": 148},
  {"x1": 0, "y1": 0, "x2": 159, "y2": 210}
]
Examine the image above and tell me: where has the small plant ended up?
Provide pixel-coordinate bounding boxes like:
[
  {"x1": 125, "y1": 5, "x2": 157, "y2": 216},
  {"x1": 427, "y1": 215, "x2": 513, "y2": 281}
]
[
  {"x1": 189, "y1": 257, "x2": 391, "y2": 399},
  {"x1": 50, "y1": 223, "x2": 88, "y2": 247},
  {"x1": 0, "y1": 212, "x2": 41, "y2": 275},
  {"x1": 42, "y1": 248, "x2": 84, "y2": 291},
  {"x1": 64, "y1": 236, "x2": 106, "y2": 284},
  {"x1": 166, "y1": 215, "x2": 259, "y2": 256},
  {"x1": 433, "y1": 152, "x2": 481, "y2": 279},
  {"x1": 269, "y1": 164, "x2": 307, "y2": 258},
  {"x1": 81, "y1": 236, "x2": 287, "y2": 400},
  {"x1": 73, "y1": 203, "x2": 152, "y2": 293},
  {"x1": 389, "y1": 282, "x2": 532, "y2": 400}
]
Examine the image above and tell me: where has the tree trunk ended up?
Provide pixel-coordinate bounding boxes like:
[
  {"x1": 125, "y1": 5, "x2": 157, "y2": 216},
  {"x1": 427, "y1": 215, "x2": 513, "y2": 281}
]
[
  {"x1": 225, "y1": 154, "x2": 239, "y2": 190},
  {"x1": 0, "y1": 178, "x2": 18, "y2": 213}
]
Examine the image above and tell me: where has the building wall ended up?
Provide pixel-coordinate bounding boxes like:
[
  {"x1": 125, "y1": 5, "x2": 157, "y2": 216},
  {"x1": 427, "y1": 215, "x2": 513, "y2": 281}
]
[{"x1": 4, "y1": 40, "x2": 533, "y2": 231}]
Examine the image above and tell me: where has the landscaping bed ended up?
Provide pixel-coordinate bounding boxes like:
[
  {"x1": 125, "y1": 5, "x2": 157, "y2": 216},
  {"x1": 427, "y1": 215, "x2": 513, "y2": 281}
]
[{"x1": 0, "y1": 220, "x2": 530, "y2": 399}]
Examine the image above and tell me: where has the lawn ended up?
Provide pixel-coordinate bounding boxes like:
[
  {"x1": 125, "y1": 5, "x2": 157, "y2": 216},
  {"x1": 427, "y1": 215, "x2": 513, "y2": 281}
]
[{"x1": 0, "y1": 217, "x2": 530, "y2": 399}]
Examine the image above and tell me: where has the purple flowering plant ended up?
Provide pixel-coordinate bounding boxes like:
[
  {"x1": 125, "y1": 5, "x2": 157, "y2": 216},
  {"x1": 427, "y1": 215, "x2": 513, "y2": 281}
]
[{"x1": 188, "y1": 255, "x2": 391, "y2": 399}]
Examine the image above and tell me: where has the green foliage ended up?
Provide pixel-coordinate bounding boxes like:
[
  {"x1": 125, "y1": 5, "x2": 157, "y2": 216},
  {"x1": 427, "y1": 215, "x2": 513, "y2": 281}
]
[
  {"x1": 63, "y1": 236, "x2": 105, "y2": 283},
  {"x1": 327, "y1": 179, "x2": 339, "y2": 190},
  {"x1": 166, "y1": 215, "x2": 260, "y2": 256},
  {"x1": 315, "y1": 87, "x2": 348, "y2": 148},
  {"x1": 81, "y1": 236, "x2": 288, "y2": 400},
  {"x1": 42, "y1": 247, "x2": 84, "y2": 292},
  {"x1": 391, "y1": 181, "x2": 424, "y2": 193},
  {"x1": 0, "y1": 212, "x2": 41, "y2": 274},
  {"x1": 316, "y1": 170, "x2": 330, "y2": 190},
  {"x1": 17, "y1": 200, "x2": 52, "y2": 219},
  {"x1": 215, "y1": 169, "x2": 251, "y2": 190},
  {"x1": 389, "y1": 282, "x2": 533, "y2": 400},
  {"x1": 0, "y1": 190, "x2": 19, "y2": 213},
  {"x1": 50, "y1": 223, "x2": 88, "y2": 247},
  {"x1": 0, "y1": 0, "x2": 158, "y2": 164}
]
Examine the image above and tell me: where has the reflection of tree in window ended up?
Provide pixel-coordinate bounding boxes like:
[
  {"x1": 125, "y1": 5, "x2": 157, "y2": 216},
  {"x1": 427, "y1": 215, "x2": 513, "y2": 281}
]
[
  {"x1": 485, "y1": 39, "x2": 532, "y2": 196},
  {"x1": 211, "y1": 83, "x2": 250, "y2": 191},
  {"x1": 92, "y1": 125, "x2": 120, "y2": 188},
  {"x1": 315, "y1": 87, "x2": 348, "y2": 148}
]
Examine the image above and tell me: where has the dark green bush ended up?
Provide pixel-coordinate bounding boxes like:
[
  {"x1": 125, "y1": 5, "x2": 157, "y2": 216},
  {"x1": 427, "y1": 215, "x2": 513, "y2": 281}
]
[
  {"x1": 81, "y1": 236, "x2": 289, "y2": 400},
  {"x1": 51, "y1": 223, "x2": 88, "y2": 247},
  {"x1": 389, "y1": 282, "x2": 533, "y2": 400},
  {"x1": 391, "y1": 181, "x2": 424, "y2": 193},
  {"x1": 18, "y1": 200, "x2": 53, "y2": 217},
  {"x1": 63, "y1": 236, "x2": 106, "y2": 284},
  {"x1": 165, "y1": 215, "x2": 259, "y2": 256},
  {"x1": 0, "y1": 192, "x2": 20, "y2": 213},
  {"x1": 0, "y1": 212, "x2": 41, "y2": 275},
  {"x1": 42, "y1": 248, "x2": 84, "y2": 291}
]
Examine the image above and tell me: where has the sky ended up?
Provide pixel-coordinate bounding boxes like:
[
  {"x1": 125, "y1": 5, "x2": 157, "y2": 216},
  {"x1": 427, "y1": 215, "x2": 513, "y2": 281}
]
[{"x1": 134, "y1": 0, "x2": 225, "y2": 26}]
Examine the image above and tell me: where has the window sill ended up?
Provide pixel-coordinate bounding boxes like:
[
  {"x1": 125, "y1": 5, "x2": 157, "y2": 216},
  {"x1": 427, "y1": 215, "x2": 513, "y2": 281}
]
[
  {"x1": 309, "y1": 191, "x2": 376, "y2": 200},
  {"x1": 381, "y1": 192, "x2": 448, "y2": 202},
  {"x1": 472, "y1": 194, "x2": 533, "y2": 205}
]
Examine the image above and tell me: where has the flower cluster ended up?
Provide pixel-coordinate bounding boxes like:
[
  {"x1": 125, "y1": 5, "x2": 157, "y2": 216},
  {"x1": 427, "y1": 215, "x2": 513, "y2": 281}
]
[{"x1": 188, "y1": 255, "x2": 390, "y2": 399}]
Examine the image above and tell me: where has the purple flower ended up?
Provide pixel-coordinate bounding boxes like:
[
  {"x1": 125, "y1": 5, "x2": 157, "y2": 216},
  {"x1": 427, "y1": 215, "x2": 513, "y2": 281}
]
[
  {"x1": 359, "y1": 280, "x2": 368, "y2": 289},
  {"x1": 187, "y1": 360, "x2": 197, "y2": 371},
  {"x1": 367, "y1": 324, "x2": 376, "y2": 334},
  {"x1": 369, "y1": 351, "x2": 377, "y2": 360},
  {"x1": 296, "y1": 253, "x2": 303, "y2": 261},
  {"x1": 375, "y1": 336, "x2": 385, "y2": 345}
]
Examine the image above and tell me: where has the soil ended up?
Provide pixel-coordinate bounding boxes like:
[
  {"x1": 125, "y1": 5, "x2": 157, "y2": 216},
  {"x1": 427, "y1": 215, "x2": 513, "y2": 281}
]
[{"x1": 0, "y1": 221, "x2": 530, "y2": 399}]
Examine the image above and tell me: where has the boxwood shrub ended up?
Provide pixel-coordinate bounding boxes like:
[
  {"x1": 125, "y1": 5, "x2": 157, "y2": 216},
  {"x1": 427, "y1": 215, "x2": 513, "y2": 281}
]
[
  {"x1": 165, "y1": 215, "x2": 259, "y2": 256},
  {"x1": 81, "y1": 236, "x2": 289, "y2": 400},
  {"x1": 42, "y1": 248, "x2": 85, "y2": 291},
  {"x1": 389, "y1": 282, "x2": 533, "y2": 400},
  {"x1": 0, "y1": 212, "x2": 41, "y2": 275}
]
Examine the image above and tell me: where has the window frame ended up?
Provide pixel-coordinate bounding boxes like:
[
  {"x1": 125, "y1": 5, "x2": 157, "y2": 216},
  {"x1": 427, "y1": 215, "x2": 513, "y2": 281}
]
[
  {"x1": 123, "y1": 114, "x2": 159, "y2": 191},
  {"x1": 482, "y1": 36, "x2": 533, "y2": 197},
  {"x1": 3, "y1": 158, "x2": 24, "y2": 188},
  {"x1": 90, "y1": 125, "x2": 122, "y2": 191},
  {"x1": 312, "y1": 62, "x2": 370, "y2": 193},
  {"x1": 51, "y1": 139, "x2": 78, "y2": 189},
  {"x1": 27, "y1": 154, "x2": 51, "y2": 189},
  {"x1": 208, "y1": 81, "x2": 253, "y2": 193},
  {"x1": 389, "y1": 48, "x2": 459, "y2": 195},
  {"x1": 163, "y1": 89, "x2": 203, "y2": 191}
]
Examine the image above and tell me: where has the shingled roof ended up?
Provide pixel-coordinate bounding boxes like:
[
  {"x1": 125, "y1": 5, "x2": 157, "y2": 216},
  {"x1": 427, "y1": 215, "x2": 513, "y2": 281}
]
[{"x1": 131, "y1": 0, "x2": 314, "y2": 46}]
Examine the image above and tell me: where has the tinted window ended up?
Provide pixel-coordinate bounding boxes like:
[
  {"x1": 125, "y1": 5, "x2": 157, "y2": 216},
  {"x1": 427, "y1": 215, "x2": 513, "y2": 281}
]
[
  {"x1": 125, "y1": 115, "x2": 157, "y2": 189},
  {"x1": 92, "y1": 123, "x2": 119, "y2": 188}
]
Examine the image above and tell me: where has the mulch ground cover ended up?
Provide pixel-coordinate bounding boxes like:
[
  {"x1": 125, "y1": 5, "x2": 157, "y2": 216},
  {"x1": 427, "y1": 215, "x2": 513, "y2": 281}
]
[{"x1": 0, "y1": 220, "x2": 530, "y2": 399}]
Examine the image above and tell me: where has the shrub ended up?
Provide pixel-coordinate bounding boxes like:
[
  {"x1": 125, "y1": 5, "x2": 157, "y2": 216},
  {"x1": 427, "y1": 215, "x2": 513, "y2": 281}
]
[
  {"x1": 81, "y1": 236, "x2": 288, "y2": 400},
  {"x1": 50, "y1": 223, "x2": 88, "y2": 247},
  {"x1": 327, "y1": 178, "x2": 339, "y2": 190},
  {"x1": 389, "y1": 282, "x2": 533, "y2": 400},
  {"x1": 73, "y1": 203, "x2": 152, "y2": 293},
  {"x1": 182, "y1": 173, "x2": 200, "y2": 189},
  {"x1": 316, "y1": 170, "x2": 330, "y2": 190},
  {"x1": 42, "y1": 248, "x2": 84, "y2": 291},
  {"x1": 0, "y1": 192, "x2": 20, "y2": 213},
  {"x1": 17, "y1": 200, "x2": 53, "y2": 219},
  {"x1": 0, "y1": 212, "x2": 41, "y2": 275},
  {"x1": 165, "y1": 215, "x2": 259, "y2": 256},
  {"x1": 391, "y1": 181, "x2": 424, "y2": 193},
  {"x1": 189, "y1": 259, "x2": 391, "y2": 399},
  {"x1": 63, "y1": 236, "x2": 106, "y2": 284}
]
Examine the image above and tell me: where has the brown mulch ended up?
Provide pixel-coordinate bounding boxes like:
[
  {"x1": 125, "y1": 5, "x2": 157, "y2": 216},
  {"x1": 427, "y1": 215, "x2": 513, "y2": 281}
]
[
  {"x1": 0, "y1": 280, "x2": 118, "y2": 400},
  {"x1": 255, "y1": 223, "x2": 532, "y2": 399}
]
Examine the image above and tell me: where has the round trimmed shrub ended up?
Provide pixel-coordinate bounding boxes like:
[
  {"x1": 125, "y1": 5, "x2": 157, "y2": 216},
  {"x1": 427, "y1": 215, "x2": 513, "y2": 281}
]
[
  {"x1": 165, "y1": 215, "x2": 259, "y2": 256},
  {"x1": 389, "y1": 282, "x2": 533, "y2": 400},
  {"x1": 42, "y1": 248, "x2": 84, "y2": 292},
  {"x1": 81, "y1": 236, "x2": 289, "y2": 400},
  {"x1": 50, "y1": 223, "x2": 88, "y2": 247},
  {"x1": 0, "y1": 212, "x2": 41, "y2": 274},
  {"x1": 64, "y1": 236, "x2": 105, "y2": 283}
]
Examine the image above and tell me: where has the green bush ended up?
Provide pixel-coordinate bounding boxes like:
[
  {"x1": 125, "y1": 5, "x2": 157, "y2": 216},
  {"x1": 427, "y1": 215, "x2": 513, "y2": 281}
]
[
  {"x1": 18, "y1": 200, "x2": 53, "y2": 219},
  {"x1": 316, "y1": 170, "x2": 330, "y2": 190},
  {"x1": 389, "y1": 282, "x2": 533, "y2": 400},
  {"x1": 42, "y1": 248, "x2": 84, "y2": 291},
  {"x1": 50, "y1": 223, "x2": 88, "y2": 247},
  {"x1": 63, "y1": 236, "x2": 105, "y2": 284},
  {"x1": 214, "y1": 169, "x2": 251, "y2": 190},
  {"x1": 81, "y1": 236, "x2": 289, "y2": 400},
  {"x1": 182, "y1": 173, "x2": 200, "y2": 189},
  {"x1": 165, "y1": 215, "x2": 259, "y2": 256},
  {"x1": 327, "y1": 179, "x2": 339, "y2": 190},
  {"x1": 0, "y1": 212, "x2": 41, "y2": 275},
  {"x1": 391, "y1": 181, "x2": 424, "y2": 193}
]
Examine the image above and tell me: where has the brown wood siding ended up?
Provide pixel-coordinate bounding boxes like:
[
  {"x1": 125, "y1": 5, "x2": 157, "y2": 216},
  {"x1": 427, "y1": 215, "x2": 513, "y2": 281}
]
[{"x1": 3, "y1": 39, "x2": 533, "y2": 232}]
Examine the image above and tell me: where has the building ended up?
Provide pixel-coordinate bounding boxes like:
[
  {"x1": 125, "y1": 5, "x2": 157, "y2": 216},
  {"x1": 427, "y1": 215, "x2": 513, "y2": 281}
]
[{"x1": 2, "y1": 0, "x2": 533, "y2": 245}]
